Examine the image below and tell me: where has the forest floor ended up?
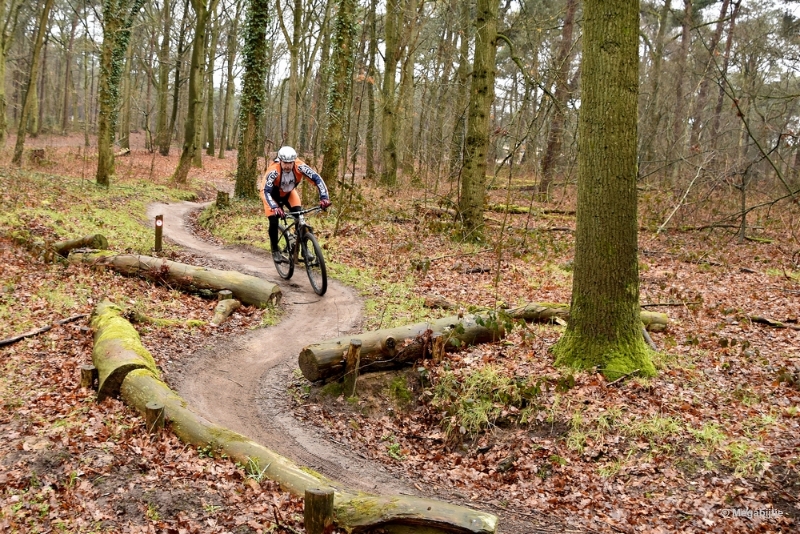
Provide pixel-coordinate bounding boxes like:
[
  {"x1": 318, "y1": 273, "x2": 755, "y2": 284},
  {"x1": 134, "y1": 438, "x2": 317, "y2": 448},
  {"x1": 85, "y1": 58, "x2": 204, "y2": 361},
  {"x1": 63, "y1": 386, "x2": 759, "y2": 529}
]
[{"x1": 0, "y1": 133, "x2": 799, "y2": 534}]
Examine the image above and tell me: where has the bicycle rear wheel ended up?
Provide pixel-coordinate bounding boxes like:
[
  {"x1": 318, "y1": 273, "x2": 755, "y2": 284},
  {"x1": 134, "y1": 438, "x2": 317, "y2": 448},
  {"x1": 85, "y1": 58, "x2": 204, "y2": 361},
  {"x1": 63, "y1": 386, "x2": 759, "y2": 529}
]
[
  {"x1": 301, "y1": 232, "x2": 327, "y2": 296},
  {"x1": 273, "y1": 224, "x2": 294, "y2": 279}
]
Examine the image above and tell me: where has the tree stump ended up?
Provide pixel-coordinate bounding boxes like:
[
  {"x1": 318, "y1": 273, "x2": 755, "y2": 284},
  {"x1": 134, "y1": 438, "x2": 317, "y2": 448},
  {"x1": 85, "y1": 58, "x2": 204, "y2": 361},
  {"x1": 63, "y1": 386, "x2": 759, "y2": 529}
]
[
  {"x1": 218, "y1": 289, "x2": 233, "y2": 300},
  {"x1": 432, "y1": 333, "x2": 446, "y2": 364},
  {"x1": 145, "y1": 401, "x2": 165, "y2": 433},
  {"x1": 80, "y1": 364, "x2": 98, "y2": 389},
  {"x1": 210, "y1": 299, "x2": 241, "y2": 326},
  {"x1": 216, "y1": 191, "x2": 230, "y2": 209},
  {"x1": 30, "y1": 148, "x2": 45, "y2": 165},
  {"x1": 304, "y1": 487, "x2": 334, "y2": 534},
  {"x1": 343, "y1": 339, "x2": 362, "y2": 397}
]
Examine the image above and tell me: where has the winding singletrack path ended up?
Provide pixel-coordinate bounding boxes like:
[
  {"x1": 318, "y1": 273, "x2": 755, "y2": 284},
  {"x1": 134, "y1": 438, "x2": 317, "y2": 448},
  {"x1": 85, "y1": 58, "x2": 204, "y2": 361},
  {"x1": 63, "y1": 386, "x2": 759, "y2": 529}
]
[
  {"x1": 146, "y1": 201, "x2": 568, "y2": 534},
  {"x1": 147, "y1": 201, "x2": 413, "y2": 496}
]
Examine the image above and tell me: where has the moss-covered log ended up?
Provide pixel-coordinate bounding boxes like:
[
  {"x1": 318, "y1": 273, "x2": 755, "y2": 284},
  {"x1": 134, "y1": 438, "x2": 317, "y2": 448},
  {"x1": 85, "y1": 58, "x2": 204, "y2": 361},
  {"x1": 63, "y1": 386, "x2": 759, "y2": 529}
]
[
  {"x1": 120, "y1": 369, "x2": 497, "y2": 533},
  {"x1": 299, "y1": 315, "x2": 505, "y2": 383},
  {"x1": 53, "y1": 234, "x2": 108, "y2": 257},
  {"x1": 300, "y1": 303, "x2": 669, "y2": 383},
  {"x1": 506, "y1": 302, "x2": 669, "y2": 332},
  {"x1": 70, "y1": 251, "x2": 281, "y2": 307},
  {"x1": 91, "y1": 300, "x2": 159, "y2": 401}
]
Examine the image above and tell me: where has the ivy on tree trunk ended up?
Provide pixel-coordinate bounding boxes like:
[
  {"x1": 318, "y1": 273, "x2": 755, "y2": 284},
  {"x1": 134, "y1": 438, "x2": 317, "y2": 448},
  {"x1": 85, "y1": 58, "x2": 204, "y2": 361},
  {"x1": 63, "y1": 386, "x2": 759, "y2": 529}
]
[{"x1": 234, "y1": 0, "x2": 270, "y2": 199}]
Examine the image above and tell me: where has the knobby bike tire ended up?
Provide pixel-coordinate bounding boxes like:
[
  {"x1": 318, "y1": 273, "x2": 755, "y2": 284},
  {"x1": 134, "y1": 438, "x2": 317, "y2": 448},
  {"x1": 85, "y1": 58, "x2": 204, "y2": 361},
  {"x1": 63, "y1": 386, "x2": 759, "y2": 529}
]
[
  {"x1": 301, "y1": 231, "x2": 327, "y2": 296},
  {"x1": 273, "y1": 223, "x2": 294, "y2": 279}
]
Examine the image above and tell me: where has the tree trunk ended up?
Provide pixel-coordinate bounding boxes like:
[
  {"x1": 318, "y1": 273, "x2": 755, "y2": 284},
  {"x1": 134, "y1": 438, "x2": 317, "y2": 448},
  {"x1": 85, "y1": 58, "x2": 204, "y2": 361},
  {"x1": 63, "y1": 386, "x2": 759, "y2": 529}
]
[
  {"x1": 711, "y1": 0, "x2": 741, "y2": 145},
  {"x1": 53, "y1": 234, "x2": 109, "y2": 257},
  {"x1": 167, "y1": 0, "x2": 191, "y2": 156},
  {"x1": 687, "y1": 0, "x2": 730, "y2": 152},
  {"x1": 68, "y1": 251, "x2": 282, "y2": 307},
  {"x1": 234, "y1": 0, "x2": 270, "y2": 199},
  {"x1": 536, "y1": 0, "x2": 577, "y2": 200},
  {"x1": 174, "y1": 0, "x2": 216, "y2": 183},
  {"x1": 118, "y1": 35, "x2": 135, "y2": 150},
  {"x1": 218, "y1": 1, "x2": 240, "y2": 158},
  {"x1": 380, "y1": 0, "x2": 400, "y2": 186},
  {"x1": 449, "y1": 0, "x2": 471, "y2": 178},
  {"x1": 11, "y1": 0, "x2": 54, "y2": 165},
  {"x1": 205, "y1": 6, "x2": 219, "y2": 156},
  {"x1": 364, "y1": 0, "x2": 378, "y2": 180},
  {"x1": 551, "y1": 0, "x2": 655, "y2": 381},
  {"x1": 459, "y1": 0, "x2": 498, "y2": 241},
  {"x1": 156, "y1": 0, "x2": 172, "y2": 155},
  {"x1": 320, "y1": 0, "x2": 357, "y2": 197},
  {"x1": 639, "y1": 0, "x2": 671, "y2": 173},
  {"x1": 95, "y1": 0, "x2": 145, "y2": 186},
  {"x1": 61, "y1": 11, "x2": 79, "y2": 135},
  {"x1": 0, "y1": 0, "x2": 23, "y2": 145}
]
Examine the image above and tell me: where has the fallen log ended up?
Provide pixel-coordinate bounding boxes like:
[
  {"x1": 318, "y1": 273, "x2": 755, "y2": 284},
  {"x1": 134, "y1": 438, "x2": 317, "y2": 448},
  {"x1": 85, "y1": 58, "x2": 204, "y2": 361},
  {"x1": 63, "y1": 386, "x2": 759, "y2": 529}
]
[
  {"x1": 91, "y1": 300, "x2": 159, "y2": 401},
  {"x1": 299, "y1": 314, "x2": 505, "y2": 383},
  {"x1": 0, "y1": 314, "x2": 87, "y2": 348},
  {"x1": 505, "y1": 302, "x2": 669, "y2": 332},
  {"x1": 69, "y1": 250, "x2": 281, "y2": 307},
  {"x1": 300, "y1": 302, "x2": 670, "y2": 383},
  {"x1": 53, "y1": 234, "x2": 108, "y2": 257},
  {"x1": 120, "y1": 371, "x2": 498, "y2": 533}
]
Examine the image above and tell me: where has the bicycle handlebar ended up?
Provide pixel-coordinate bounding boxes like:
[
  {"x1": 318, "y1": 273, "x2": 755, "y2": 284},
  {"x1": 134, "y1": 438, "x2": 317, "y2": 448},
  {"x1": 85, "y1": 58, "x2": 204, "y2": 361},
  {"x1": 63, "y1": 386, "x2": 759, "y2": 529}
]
[{"x1": 282, "y1": 206, "x2": 324, "y2": 218}]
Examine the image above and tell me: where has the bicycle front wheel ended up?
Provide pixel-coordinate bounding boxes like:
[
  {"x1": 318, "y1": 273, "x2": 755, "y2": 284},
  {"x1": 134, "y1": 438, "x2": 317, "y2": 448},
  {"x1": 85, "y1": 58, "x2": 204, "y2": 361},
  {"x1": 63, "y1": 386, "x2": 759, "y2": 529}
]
[
  {"x1": 301, "y1": 232, "x2": 327, "y2": 296},
  {"x1": 273, "y1": 224, "x2": 294, "y2": 279}
]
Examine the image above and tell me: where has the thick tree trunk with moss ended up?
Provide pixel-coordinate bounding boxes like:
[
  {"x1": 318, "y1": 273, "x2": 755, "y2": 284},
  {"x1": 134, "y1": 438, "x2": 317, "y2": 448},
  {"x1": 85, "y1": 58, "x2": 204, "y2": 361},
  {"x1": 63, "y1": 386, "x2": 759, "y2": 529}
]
[
  {"x1": 95, "y1": 0, "x2": 145, "y2": 186},
  {"x1": 551, "y1": 0, "x2": 655, "y2": 381},
  {"x1": 69, "y1": 251, "x2": 281, "y2": 307},
  {"x1": 91, "y1": 299, "x2": 159, "y2": 401},
  {"x1": 11, "y1": 0, "x2": 53, "y2": 165},
  {"x1": 320, "y1": 0, "x2": 357, "y2": 196},
  {"x1": 458, "y1": 0, "x2": 498, "y2": 241},
  {"x1": 234, "y1": 0, "x2": 269, "y2": 199}
]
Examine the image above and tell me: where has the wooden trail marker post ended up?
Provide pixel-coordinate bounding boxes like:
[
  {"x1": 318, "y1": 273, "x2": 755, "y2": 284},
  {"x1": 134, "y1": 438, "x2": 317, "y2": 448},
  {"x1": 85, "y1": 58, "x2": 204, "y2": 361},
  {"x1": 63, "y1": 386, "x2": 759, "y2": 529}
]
[
  {"x1": 145, "y1": 402, "x2": 165, "y2": 433},
  {"x1": 304, "y1": 487, "x2": 334, "y2": 534},
  {"x1": 80, "y1": 364, "x2": 98, "y2": 389},
  {"x1": 154, "y1": 215, "x2": 163, "y2": 252},
  {"x1": 343, "y1": 339, "x2": 362, "y2": 398}
]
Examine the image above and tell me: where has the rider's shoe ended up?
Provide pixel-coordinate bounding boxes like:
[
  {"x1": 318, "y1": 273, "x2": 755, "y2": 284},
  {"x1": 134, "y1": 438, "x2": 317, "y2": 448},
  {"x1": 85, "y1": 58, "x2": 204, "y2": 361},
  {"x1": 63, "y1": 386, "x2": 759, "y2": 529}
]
[{"x1": 272, "y1": 251, "x2": 287, "y2": 264}]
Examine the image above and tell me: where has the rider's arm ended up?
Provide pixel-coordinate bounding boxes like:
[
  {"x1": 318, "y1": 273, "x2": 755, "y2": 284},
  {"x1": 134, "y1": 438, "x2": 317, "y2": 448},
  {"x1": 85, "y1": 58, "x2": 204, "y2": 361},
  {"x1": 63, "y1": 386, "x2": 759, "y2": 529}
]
[
  {"x1": 297, "y1": 163, "x2": 329, "y2": 201},
  {"x1": 262, "y1": 169, "x2": 280, "y2": 209}
]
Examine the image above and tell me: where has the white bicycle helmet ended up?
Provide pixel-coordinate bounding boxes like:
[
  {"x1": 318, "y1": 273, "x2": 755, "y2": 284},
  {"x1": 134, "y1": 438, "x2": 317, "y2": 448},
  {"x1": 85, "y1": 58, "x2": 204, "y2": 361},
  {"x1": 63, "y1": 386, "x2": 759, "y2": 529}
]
[{"x1": 277, "y1": 146, "x2": 297, "y2": 162}]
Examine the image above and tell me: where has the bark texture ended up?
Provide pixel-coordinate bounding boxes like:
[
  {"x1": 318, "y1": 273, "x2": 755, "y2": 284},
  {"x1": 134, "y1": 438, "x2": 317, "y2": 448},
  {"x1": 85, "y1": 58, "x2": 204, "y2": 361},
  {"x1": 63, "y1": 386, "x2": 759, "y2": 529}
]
[
  {"x1": 551, "y1": 0, "x2": 655, "y2": 380},
  {"x1": 459, "y1": 0, "x2": 498, "y2": 240}
]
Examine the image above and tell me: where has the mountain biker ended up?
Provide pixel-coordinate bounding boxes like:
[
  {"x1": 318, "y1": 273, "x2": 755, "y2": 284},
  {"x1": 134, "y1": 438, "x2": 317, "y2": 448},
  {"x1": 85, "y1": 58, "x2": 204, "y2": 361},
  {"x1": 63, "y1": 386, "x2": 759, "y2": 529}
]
[{"x1": 258, "y1": 146, "x2": 331, "y2": 263}]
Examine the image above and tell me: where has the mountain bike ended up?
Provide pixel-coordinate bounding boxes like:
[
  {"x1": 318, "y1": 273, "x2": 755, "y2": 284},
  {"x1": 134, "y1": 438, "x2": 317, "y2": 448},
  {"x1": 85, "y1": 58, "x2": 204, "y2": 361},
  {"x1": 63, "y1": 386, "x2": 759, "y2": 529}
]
[{"x1": 272, "y1": 206, "x2": 328, "y2": 296}]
